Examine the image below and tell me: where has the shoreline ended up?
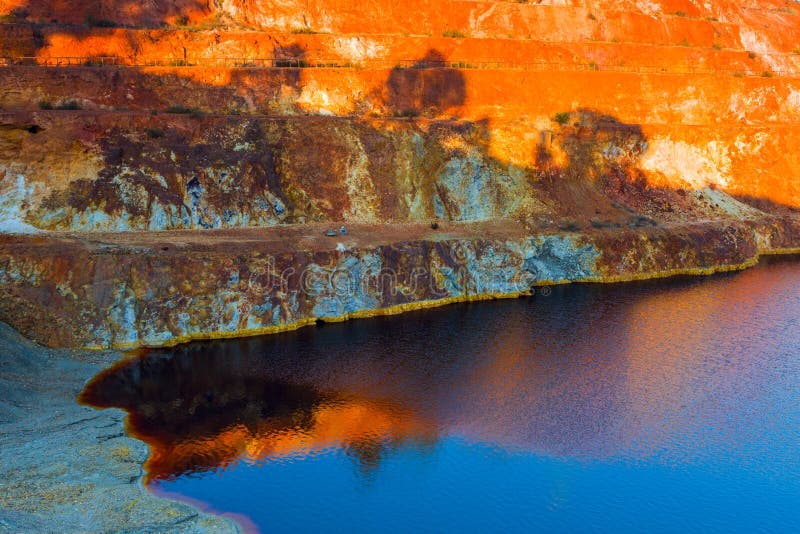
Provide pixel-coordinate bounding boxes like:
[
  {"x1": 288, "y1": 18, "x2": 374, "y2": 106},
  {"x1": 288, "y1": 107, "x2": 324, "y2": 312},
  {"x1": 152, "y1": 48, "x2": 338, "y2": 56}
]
[
  {"x1": 91, "y1": 244, "x2": 800, "y2": 352},
  {"x1": 0, "y1": 323, "x2": 242, "y2": 533},
  {"x1": 1, "y1": 252, "x2": 798, "y2": 531},
  {"x1": 2, "y1": 217, "x2": 798, "y2": 351}
]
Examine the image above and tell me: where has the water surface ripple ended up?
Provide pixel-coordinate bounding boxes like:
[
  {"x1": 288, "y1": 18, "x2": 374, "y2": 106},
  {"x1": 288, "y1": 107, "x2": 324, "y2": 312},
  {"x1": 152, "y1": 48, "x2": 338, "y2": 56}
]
[{"x1": 81, "y1": 258, "x2": 800, "y2": 532}]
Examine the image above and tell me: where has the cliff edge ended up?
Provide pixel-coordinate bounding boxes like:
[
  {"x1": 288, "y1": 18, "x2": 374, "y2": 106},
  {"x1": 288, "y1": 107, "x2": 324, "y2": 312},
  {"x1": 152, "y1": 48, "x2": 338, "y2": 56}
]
[{"x1": 1, "y1": 0, "x2": 799, "y2": 348}]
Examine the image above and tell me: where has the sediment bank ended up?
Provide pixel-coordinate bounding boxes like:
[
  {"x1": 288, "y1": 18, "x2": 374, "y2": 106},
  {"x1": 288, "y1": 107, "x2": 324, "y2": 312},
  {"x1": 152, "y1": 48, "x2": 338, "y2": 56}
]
[{"x1": 0, "y1": 322, "x2": 240, "y2": 532}]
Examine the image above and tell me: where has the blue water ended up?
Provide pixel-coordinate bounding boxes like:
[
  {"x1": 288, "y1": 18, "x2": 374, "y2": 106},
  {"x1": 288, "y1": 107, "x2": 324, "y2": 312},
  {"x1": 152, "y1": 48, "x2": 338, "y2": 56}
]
[{"x1": 82, "y1": 258, "x2": 800, "y2": 532}]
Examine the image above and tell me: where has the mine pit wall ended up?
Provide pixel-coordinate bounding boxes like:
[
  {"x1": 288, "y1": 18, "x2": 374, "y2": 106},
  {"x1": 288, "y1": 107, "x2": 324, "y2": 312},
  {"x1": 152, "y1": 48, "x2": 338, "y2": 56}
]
[
  {"x1": 3, "y1": 58, "x2": 800, "y2": 233},
  {"x1": 2, "y1": 0, "x2": 800, "y2": 351},
  {"x1": 4, "y1": 0, "x2": 797, "y2": 52},
  {"x1": 2, "y1": 109, "x2": 800, "y2": 234},
  {"x1": 0, "y1": 218, "x2": 798, "y2": 350},
  {"x1": 3, "y1": 66, "x2": 800, "y2": 123},
  {"x1": 4, "y1": 27, "x2": 800, "y2": 72}
]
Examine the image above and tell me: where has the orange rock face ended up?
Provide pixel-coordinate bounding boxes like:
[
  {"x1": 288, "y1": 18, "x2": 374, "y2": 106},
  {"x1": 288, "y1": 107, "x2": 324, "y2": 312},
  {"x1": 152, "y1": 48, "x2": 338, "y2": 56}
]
[{"x1": 0, "y1": 0, "x2": 799, "y2": 347}]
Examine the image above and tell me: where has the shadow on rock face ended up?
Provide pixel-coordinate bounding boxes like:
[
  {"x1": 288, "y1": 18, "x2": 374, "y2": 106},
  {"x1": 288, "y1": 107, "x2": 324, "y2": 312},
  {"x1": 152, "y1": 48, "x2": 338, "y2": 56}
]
[
  {"x1": 2, "y1": 0, "x2": 213, "y2": 27},
  {"x1": 384, "y1": 49, "x2": 466, "y2": 117},
  {"x1": 1, "y1": 7, "x2": 793, "y2": 233}
]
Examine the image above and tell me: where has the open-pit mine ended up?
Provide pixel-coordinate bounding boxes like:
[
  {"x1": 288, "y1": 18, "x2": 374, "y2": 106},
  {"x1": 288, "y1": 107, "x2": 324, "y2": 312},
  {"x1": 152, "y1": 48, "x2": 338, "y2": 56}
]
[{"x1": 1, "y1": 0, "x2": 800, "y2": 532}]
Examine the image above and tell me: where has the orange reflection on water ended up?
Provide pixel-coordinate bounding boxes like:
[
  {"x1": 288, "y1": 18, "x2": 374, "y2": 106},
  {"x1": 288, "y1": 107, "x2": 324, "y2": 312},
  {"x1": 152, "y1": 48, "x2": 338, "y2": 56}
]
[
  {"x1": 151, "y1": 399, "x2": 434, "y2": 482},
  {"x1": 80, "y1": 258, "x2": 800, "y2": 482},
  {"x1": 80, "y1": 355, "x2": 437, "y2": 482}
]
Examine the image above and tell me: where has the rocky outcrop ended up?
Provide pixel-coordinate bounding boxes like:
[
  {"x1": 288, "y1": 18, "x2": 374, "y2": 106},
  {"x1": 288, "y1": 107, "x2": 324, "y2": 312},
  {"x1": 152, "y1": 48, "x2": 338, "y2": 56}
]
[
  {"x1": 1, "y1": 218, "x2": 797, "y2": 349},
  {"x1": 2, "y1": 111, "x2": 799, "y2": 232}
]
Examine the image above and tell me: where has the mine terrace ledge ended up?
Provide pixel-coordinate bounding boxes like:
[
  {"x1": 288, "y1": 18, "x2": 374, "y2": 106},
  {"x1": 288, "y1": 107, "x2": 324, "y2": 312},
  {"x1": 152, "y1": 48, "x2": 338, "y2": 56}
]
[{"x1": 1, "y1": 217, "x2": 799, "y2": 350}]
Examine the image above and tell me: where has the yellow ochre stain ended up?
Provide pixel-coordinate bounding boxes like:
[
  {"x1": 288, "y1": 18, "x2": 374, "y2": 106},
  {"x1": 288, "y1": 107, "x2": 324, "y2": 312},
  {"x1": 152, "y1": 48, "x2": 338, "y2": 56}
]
[{"x1": 89, "y1": 247, "x2": 800, "y2": 352}]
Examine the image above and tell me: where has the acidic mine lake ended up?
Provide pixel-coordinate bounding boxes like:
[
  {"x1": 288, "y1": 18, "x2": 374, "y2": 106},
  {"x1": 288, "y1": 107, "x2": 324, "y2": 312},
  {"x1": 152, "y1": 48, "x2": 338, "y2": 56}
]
[{"x1": 81, "y1": 257, "x2": 800, "y2": 532}]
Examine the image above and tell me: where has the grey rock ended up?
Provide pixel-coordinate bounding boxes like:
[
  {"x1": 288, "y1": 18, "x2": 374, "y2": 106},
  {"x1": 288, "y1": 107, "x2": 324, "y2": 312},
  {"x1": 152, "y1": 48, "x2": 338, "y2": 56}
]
[{"x1": 0, "y1": 322, "x2": 241, "y2": 534}]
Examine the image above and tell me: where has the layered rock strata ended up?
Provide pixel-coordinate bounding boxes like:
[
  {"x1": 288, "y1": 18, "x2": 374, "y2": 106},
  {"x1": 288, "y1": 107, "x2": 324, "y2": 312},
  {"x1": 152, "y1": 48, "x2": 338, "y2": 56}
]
[{"x1": 1, "y1": 218, "x2": 798, "y2": 349}]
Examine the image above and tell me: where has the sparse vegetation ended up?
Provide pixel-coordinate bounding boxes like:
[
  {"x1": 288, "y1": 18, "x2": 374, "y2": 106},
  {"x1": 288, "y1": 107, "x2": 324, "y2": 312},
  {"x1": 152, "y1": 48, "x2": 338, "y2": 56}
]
[
  {"x1": 762, "y1": 70, "x2": 773, "y2": 77},
  {"x1": 165, "y1": 105, "x2": 203, "y2": 118},
  {"x1": 1, "y1": 7, "x2": 28, "y2": 22},
  {"x1": 732, "y1": 71, "x2": 744, "y2": 78},
  {"x1": 442, "y1": 29, "x2": 466, "y2": 38},
  {"x1": 394, "y1": 109, "x2": 420, "y2": 118},
  {"x1": 38, "y1": 101, "x2": 53, "y2": 110},
  {"x1": 175, "y1": 15, "x2": 189, "y2": 26},
  {"x1": 180, "y1": 13, "x2": 225, "y2": 32},
  {"x1": 86, "y1": 15, "x2": 118, "y2": 28},
  {"x1": 674, "y1": 10, "x2": 688, "y2": 17},
  {"x1": 705, "y1": 16, "x2": 719, "y2": 22},
  {"x1": 712, "y1": 42, "x2": 722, "y2": 50},
  {"x1": 588, "y1": 13, "x2": 596, "y2": 20},
  {"x1": 681, "y1": 37, "x2": 691, "y2": 47},
  {"x1": 290, "y1": 26, "x2": 318, "y2": 34},
  {"x1": 590, "y1": 218, "x2": 615, "y2": 229},
  {"x1": 553, "y1": 112, "x2": 571, "y2": 125},
  {"x1": 747, "y1": 51, "x2": 757, "y2": 59},
  {"x1": 145, "y1": 128, "x2": 164, "y2": 138},
  {"x1": 558, "y1": 219, "x2": 582, "y2": 232},
  {"x1": 629, "y1": 215, "x2": 658, "y2": 228}
]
